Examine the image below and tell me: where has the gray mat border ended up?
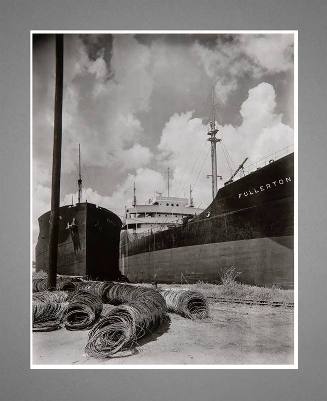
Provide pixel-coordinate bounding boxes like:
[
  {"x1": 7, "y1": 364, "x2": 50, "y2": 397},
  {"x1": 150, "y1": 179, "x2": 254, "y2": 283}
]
[{"x1": 1, "y1": 0, "x2": 326, "y2": 400}]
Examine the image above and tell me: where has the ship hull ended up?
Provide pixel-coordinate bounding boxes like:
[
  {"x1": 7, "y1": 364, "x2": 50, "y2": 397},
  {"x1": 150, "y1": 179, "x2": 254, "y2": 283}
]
[
  {"x1": 120, "y1": 153, "x2": 295, "y2": 288},
  {"x1": 121, "y1": 235, "x2": 293, "y2": 288},
  {"x1": 36, "y1": 202, "x2": 122, "y2": 280}
]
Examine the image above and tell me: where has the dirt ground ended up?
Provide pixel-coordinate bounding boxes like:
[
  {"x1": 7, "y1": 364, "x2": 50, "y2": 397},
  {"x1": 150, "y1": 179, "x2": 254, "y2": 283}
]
[{"x1": 32, "y1": 301, "x2": 294, "y2": 366}]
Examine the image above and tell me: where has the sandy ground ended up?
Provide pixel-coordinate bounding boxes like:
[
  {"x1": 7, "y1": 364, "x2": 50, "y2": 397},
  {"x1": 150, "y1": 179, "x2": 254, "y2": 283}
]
[{"x1": 32, "y1": 302, "x2": 294, "y2": 366}]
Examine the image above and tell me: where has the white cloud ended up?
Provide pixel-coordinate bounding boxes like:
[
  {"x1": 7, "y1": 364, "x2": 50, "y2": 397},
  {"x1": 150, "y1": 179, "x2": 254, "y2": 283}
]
[
  {"x1": 158, "y1": 111, "x2": 212, "y2": 207},
  {"x1": 120, "y1": 144, "x2": 153, "y2": 170},
  {"x1": 192, "y1": 34, "x2": 293, "y2": 103},
  {"x1": 34, "y1": 35, "x2": 154, "y2": 177},
  {"x1": 240, "y1": 34, "x2": 294, "y2": 73},
  {"x1": 221, "y1": 82, "x2": 294, "y2": 161}
]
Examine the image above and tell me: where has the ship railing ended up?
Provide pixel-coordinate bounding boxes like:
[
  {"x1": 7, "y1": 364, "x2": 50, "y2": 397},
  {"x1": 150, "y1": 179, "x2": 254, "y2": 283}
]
[{"x1": 242, "y1": 144, "x2": 294, "y2": 176}]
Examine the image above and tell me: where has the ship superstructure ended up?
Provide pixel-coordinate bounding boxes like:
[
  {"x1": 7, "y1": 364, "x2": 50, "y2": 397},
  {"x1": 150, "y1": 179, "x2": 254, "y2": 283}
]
[{"x1": 123, "y1": 191, "x2": 203, "y2": 236}]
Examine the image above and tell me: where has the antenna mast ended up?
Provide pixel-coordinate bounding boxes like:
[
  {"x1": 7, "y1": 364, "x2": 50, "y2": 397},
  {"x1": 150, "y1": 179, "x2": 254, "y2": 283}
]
[
  {"x1": 207, "y1": 86, "x2": 221, "y2": 200},
  {"x1": 78, "y1": 144, "x2": 82, "y2": 203},
  {"x1": 133, "y1": 182, "x2": 137, "y2": 207},
  {"x1": 189, "y1": 185, "x2": 194, "y2": 207}
]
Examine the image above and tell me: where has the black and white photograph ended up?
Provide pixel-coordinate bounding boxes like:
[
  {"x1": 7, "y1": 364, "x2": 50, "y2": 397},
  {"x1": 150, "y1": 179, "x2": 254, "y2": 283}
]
[{"x1": 31, "y1": 31, "x2": 297, "y2": 367}]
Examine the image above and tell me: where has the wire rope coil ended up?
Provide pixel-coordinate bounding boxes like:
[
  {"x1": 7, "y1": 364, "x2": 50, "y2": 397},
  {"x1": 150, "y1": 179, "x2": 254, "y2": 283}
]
[
  {"x1": 159, "y1": 289, "x2": 209, "y2": 319},
  {"x1": 32, "y1": 277, "x2": 81, "y2": 292},
  {"x1": 63, "y1": 290, "x2": 103, "y2": 331},
  {"x1": 33, "y1": 301, "x2": 68, "y2": 332},
  {"x1": 33, "y1": 290, "x2": 70, "y2": 304},
  {"x1": 85, "y1": 288, "x2": 166, "y2": 358}
]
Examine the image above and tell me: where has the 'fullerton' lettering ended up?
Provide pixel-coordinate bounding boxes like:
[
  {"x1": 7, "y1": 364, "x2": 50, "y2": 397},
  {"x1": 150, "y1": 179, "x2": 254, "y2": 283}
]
[{"x1": 238, "y1": 176, "x2": 293, "y2": 199}]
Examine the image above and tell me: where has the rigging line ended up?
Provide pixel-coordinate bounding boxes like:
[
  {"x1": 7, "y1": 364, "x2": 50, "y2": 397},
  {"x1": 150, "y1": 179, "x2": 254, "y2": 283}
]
[
  {"x1": 220, "y1": 142, "x2": 231, "y2": 167},
  {"x1": 221, "y1": 143, "x2": 234, "y2": 174},
  {"x1": 166, "y1": 146, "x2": 204, "y2": 202},
  {"x1": 178, "y1": 141, "x2": 208, "y2": 197},
  {"x1": 192, "y1": 147, "x2": 211, "y2": 189},
  {"x1": 222, "y1": 142, "x2": 235, "y2": 170},
  {"x1": 175, "y1": 131, "x2": 208, "y2": 191},
  {"x1": 189, "y1": 139, "x2": 208, "y2": 178},
  {"x1": 220, "y1": 145, "x2": 232, "y2": 173},
  {"x1": 226, "y1": 150, "x2": 235, "y2": 171}
]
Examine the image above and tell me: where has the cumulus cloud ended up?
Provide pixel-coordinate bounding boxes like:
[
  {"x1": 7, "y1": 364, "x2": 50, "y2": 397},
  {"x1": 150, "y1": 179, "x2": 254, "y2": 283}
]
[
  {"x1": 240, "y1": 34, "x2": 294, "y2": 73},
  {"x1": 34, "y1": 34, "x2": 154, "y2": 177},
  {"x1": 157, "y1": 111, "x2": 211, "y2": 206},
  {"x1": 192, "y1": 34, "x2": 293, "y2": 103},
  {"x1": 221, "y1": 82, "x2": 294, "y2": 161}
]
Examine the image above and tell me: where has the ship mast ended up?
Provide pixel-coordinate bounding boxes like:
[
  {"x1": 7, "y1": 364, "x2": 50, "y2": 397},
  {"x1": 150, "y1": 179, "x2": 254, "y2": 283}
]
[
  {"x1": 189, "y1": 184, "x2": 194, "y2": 207},
  {"x1": 133, "y1": 182, "x2": 137, "y2": 207},
  {"x1": 77, "y1": 144, "x2": 82, "y2": 203},
  {"x1": 207, "y1": 87, "x2": 221, "y2": 200}
]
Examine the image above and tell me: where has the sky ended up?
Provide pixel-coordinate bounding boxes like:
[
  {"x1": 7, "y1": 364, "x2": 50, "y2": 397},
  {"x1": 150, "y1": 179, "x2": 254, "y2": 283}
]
[{"x1": 32, "y1": 32, "x2": 294, "y2": 252}]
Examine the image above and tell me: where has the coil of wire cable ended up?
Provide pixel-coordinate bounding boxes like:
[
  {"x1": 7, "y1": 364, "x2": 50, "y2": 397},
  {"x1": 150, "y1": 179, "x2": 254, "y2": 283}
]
[
  {"x1": 33, "y1": 290, "x2": 70, "y2": 304},
  {"x1": 85, "y1": 288, "x2": 166, "y2": 358},
  {"x1": 32, "y1": 277, "x2": 80, "y2": 292},
  {"x1": 75, "y1": 281, "x2": 116, "y2": 303},
  {"x1": 63, "y1": 290, "x2": 103, "y2": 331},
  {"x1": 33, "y1": 301, "x2": 68, "y2": 332},
  {"x1": 159, "y1": 289, "x2": 209, "y2": 319},
  {"x1": 77, "y1": 281, "x2": 156, "y2": 306}
]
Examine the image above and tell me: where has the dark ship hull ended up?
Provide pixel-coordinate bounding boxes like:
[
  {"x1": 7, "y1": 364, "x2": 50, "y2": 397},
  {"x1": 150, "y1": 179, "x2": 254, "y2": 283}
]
[
  {"x1": 36, "y1": 202, "x2": 123, "y2": 280},
  {"x1": 120, "y1": 153, "x2": 294, "y2": 288}
]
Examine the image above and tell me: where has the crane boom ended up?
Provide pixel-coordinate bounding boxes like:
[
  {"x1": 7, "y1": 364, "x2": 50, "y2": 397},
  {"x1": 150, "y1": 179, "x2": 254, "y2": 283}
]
[{"x1": 225, "y1": 157, "x2": 248, "y2": 185}]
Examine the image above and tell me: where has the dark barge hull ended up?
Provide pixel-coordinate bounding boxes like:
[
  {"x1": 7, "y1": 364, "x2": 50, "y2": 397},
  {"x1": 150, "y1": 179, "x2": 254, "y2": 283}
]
[
  {"x1": 36, "y1": 202, "x2": 122, "y2": 280},
  {"x1": 120, "y1": 154, "x2": 295, "y2": 288}
]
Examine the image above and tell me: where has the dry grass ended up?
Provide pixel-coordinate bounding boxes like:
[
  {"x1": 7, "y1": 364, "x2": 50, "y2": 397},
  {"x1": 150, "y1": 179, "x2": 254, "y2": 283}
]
[
  {"x1": 196, "y1": 282, "x2": 293, "y2": 304},
  {"x1": 159, "y1": 267, "x2": 293, "y2": 305}
]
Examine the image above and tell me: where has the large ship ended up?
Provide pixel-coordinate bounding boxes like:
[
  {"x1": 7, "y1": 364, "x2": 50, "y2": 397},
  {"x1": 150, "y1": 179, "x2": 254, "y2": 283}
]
[
  {"x1": 35, "y1": 202, "x2": 123, "y2": 280},
  {"x1": 120, "y1": 121, "x2": 294, "y2": 288},
  {"x1": 35, "y1": 146, "x2": 124, "y2": 281}
]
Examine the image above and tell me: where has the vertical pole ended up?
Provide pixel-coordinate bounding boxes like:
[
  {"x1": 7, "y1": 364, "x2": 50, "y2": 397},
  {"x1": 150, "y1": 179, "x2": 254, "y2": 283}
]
[
  {"x1": 208, "y1": 120, "x2": 220, "y2": 200},
  {"x1": 133, "y1": 182, "x2": 136, "y2": 207},
  {"x1": 210, "y1": 139, "x2": 215, "y2": 200},
  {"x1": 189, "y1": 184, "x2": 194, "y2": 207},
  {"x1": 78, "y1": 144, "x2": 82, "y2": 203},
  {"x1": 48, "y1": 34, "x2": 64, "y2": 290},
  {"x1": 212, "y1": 136, "x2": 218, "y2": 198},
  {"x1": 167, "y1": 167, "x2": 170, "y2": 197}
]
